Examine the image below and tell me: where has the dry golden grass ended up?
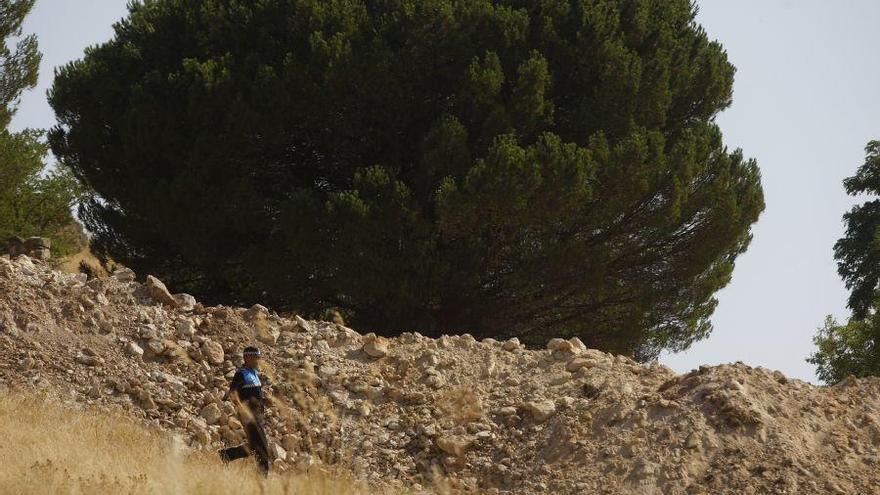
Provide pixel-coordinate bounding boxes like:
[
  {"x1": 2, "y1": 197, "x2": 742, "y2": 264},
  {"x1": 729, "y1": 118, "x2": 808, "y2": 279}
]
[{"x1": 0, "y1": 393, "x2": 402, "y2": 495}]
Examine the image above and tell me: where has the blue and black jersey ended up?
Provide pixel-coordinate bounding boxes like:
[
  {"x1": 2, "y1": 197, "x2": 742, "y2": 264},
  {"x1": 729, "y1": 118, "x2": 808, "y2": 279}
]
[{"x1": 224, "y1": 366, "x2": 265, "y2": 414}]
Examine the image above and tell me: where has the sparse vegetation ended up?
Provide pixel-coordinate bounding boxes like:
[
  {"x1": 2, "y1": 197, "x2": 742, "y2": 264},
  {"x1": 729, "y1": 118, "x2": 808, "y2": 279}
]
[{"x1": 0, "y1": 392, "x2": 392, "y2": 495}]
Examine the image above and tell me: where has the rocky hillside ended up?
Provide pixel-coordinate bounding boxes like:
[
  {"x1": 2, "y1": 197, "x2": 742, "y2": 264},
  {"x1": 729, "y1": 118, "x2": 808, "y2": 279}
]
[{"x1": 2, "y1": 254, "x2": 879, "y2": 494}]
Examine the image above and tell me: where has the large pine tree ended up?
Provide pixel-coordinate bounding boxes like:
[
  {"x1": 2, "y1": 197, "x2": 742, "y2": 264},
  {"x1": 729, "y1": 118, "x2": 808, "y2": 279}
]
[{"x1": 49, "y1": 0, "x2": 764, "y2": 358}]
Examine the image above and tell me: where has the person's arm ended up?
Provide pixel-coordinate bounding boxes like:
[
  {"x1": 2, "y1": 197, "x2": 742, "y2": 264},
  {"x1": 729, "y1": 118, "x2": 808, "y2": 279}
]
[{"x1": 223, "y1": 370, "x2": 244, "y2": 402}]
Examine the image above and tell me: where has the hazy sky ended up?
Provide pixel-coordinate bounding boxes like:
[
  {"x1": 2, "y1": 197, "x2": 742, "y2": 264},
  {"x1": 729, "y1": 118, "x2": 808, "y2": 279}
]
[{"x1": 14, "y1": 1, "x2": 880, "y2": 382}]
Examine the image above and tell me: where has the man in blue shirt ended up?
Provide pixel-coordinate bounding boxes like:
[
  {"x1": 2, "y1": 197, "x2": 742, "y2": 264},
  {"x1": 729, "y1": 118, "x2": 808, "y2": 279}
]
[{"x1": 218, "y1": 346, "x2": 271, "y2": 475}]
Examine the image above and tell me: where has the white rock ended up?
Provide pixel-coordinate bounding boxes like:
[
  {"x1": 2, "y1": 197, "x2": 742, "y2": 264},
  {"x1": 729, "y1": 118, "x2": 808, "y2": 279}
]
[
  {"x1": 502, "y1": 338, "x2": 521, "y2": 351},
  {"x1": 146, "y1": 275, "x2": 178, "y2": 307},
  {"x1": 294, "y1": 315, "x2": 312, "y2": 333},
  {"x1": 363, "y1": 339, "x2": 388, "y2": 358},
  {"x1": 176, "y1": 320, "x2": 197, "y2": 339},
  {"x1": 244, "y1": 304, "x2": 269, "y2": 321},
  {"x1": 174, "y1": 293, "x2": 197, "y2": 312},
  {"x1": 523, "y1": 400, "x2": 556, "y2": 422},
  {"x1": 202, "y1": 340, "x2": 225, "y2": 365},
  {"x1": 200, "y1": 403, "x2": 222, "y2": 425},
  {"x1": 112, "y1": 268, "x2": 136, "y2": 282},
  {"x1": 547, "y1": 338, "x2": 573, "y2": 352},
  {"x1": 271, "y1": 443, "x2": 288, "y2": 460},
  {"x1": 437, "y1": 435, "x2": 473, "y2": 457},
  {"x1": 126, "y1": 342, "x2": 144, "y2": 357}
]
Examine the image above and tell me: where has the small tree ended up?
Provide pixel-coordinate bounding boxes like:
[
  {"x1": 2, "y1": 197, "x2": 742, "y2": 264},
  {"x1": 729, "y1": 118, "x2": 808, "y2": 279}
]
[
  {"x1": 835, "y1": 141, "x2": 880, "y2": 318},
  {"x1": 809, "y1": 310, "x2": 880, "y2": 384},
  {"x1": 810, "y1": 140, "x2": 880, "y2": 383},
  {"x1": 0, "y1": 0, "x2": 83, "y2": 256}
]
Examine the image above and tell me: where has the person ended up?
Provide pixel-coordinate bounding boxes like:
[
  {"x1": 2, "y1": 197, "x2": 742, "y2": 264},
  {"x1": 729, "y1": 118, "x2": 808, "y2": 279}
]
[{"x1": 218, "y1": 345, "x2": 271, "y2": 475}]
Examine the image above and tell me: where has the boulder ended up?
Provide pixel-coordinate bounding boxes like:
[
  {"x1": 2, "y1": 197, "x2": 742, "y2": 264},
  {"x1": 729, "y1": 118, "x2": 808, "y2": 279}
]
[
  {"x1": 202, "y1": 340, "x2": 225, "y2": 365},
  {"x1": 547, "y1": 338, "x2": 572, "y2": 352},
  {"x1": 145, "y1": 275, "x2": 177, "y2": 307},
  {"x1": 437, "y1": 435, "x2": 474, "y2": 457},
  {"x1": 244, "y1": 304, "x2": 269, "y2": 321},
  {"x1": 174, "y1": 294, "x2": 197, "y2": 312},
  {"x1": 271, "y1": 443, "x2": 288, "y2": 461},
  {"x1": 523, "y1": 400, "x2": 556, "y2": 422},
  {"x1": 200, "y1": 403, "x2": 222, "y2": 425},
  {"x1": 125, "y1": 342, "x2": 144, "y2": 358},
  {"x1": 363, "y1": 340, "x2": 388, "y2": 358},
  {"x1": 112, "y1": 268, "x2": 136, "y2": 282},
  {"x1": 294, "y1": 315, "x2": 312, "y2": 333},
  {"x1": 502, "y1": 338, "x2": 521, "y2": 351}
]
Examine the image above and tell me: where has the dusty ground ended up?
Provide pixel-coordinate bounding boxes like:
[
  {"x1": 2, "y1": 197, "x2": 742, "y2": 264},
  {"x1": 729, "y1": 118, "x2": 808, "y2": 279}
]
[{"x1": 1, "y1": 254, "x2": 879, "y2": 494}]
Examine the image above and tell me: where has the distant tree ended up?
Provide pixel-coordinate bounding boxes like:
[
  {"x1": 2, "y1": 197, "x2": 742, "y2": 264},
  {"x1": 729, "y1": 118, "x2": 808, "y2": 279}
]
[
  {"x1": 834, "y1": 141, "x2": 880, "y2": 318},
  {"x1": 808, "y1": 309, "x2": 880, "y2": 384},
  {"x1": 0, "y1": 0, "x2": 83, "y2": 256},
  {"x1": 0, "y1": 0, "x2": 38, "y2": 128},
  {"x1": 808, "y1": 140, "x2": 880, "y2": 383},
  {"x1": 49, "y1": 0, "x2": 764, "y2": 358}
]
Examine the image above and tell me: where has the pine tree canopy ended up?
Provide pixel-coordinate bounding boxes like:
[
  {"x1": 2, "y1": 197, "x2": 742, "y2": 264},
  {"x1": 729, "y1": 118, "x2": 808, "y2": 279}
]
[{"x1": 49, "y1": 0, "x2": 764, "y2": 359}]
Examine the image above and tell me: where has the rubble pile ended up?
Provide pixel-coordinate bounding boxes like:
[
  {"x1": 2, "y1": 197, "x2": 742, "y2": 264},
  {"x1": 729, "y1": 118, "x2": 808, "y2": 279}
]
[{"x1": 1, "y1": 254, "x2": 879, "y2": 494}]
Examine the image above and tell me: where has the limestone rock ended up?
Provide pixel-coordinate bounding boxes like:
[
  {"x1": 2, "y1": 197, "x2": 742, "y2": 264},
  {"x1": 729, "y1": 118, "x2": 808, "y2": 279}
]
[
  {"x1": 437, "y1": 435, "x2": 474, "y2": 457},
  {"x1": 200, "y1": 403, "x2": 222, "y2": 425},
  {"x1": 145, "y1": 275, "x2": 177, "y2": 307},
  {"x1": 202, "y1": 340, "x2": 225, "y2": 365},
  {"x1": 523, "y1": 400, "x2": 556, "y2": 422},
  {"x1": 502, "y1": 338, "x2": 521, "y2": 351},
  {"x1": 125, "y1": 342, "x2": 144, "y2": 358},
  {"x1": 173, "y1": 293, "x2": 197, "y2": 312}
]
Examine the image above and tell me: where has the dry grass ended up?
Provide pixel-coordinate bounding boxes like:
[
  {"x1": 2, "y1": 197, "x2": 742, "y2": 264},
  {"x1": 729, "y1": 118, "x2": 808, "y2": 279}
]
[{"x1": 0, "y1": 393, "x2": 401, "y2": 495}]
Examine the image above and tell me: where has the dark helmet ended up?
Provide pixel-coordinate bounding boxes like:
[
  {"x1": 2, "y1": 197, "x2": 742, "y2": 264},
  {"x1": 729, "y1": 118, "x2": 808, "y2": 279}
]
[{"x1": 243, "y1": 346, "x2": 261, "y2": 357}]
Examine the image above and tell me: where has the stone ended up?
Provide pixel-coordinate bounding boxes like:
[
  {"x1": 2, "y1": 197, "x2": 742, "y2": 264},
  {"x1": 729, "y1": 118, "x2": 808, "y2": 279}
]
[
  {"x1": 437, "y1": 435, "x2": 474, "y2": 457},
  {"x1": 146, "y1": 339, "x2": 165, "y2": 356},
  {"x1": 200, "y1": 403, "x2": 222, "y2": 425},
  {"x1": 364, "y1": 339, "x2": 388, "y2": 358},
  {"x1": 256, "y1": 324, "x2": 280, "y2": 346},
  {"x1": 76, "y1": 354, "x2": 103, "y2": 366},
  {"x1": 176, "y1": 320, "x2": 197, "y2": 339},
  {"x1": 547, "y1": 338, "x2": 573, "y2": 352},
  {"x1": 294, "y1": 315, "x2": 312, "y2": 333},
  {"x1": 523, "y1": 400, "x2": 556, "y2": 422},
  {"x1": 569, "y1": 337, "x2": 587, "y2": 353},
  {"x1": 125, "y1": 342, "x2": 144, "y2": 358},
  {"x1": 202, "y1": 340, "x2": 224, "y2": 365},
  {"x1": 194, "y1": 428, "x2": 211, "y2": 446},
  {"x1": 502, "y1": 338, "x2": 521, "y2": 351},
  {"x1": 498, "y1": 406, "x2": 518, "y2": 416},
  {"x1": 174, "y1": 293, "x2": 197, "y2": 312},
  {"x1": 112, "y1": 268, "x2": 136, "y2": 282},
  {"x1": 271, "y1": 443, "x2": 288, "y2": 460},
  {"x1": 566, "y1": 358, "x2": 594, "y2": 372},
  {"x1": 244, "y1": 304, "x2": 269, "y2": 321},
  {"x1": 145, "y1": 275, "x2": 177, "y2": 307}
]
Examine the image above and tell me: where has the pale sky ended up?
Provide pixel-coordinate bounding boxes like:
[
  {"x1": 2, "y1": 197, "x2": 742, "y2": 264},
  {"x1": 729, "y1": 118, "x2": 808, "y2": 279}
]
[{"x1": 14, "y1": 1, "x2": 880, "y2": 382}]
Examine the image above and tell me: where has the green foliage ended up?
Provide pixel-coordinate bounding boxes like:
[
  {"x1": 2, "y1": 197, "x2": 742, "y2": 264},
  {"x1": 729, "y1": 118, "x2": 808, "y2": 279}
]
[
  {"x1": 0, "y1": 0, "x2": 82, "y2": 256},
  {"x1": 0, "y1": 0, "x2": 38, "y2": 128},
  {"x1": 808, "y1": 308, "x2": 880, "y2": 384},
  {"x1": 809, "y1": 140, "x2": 880, "y2": 383},
  {"x1": 0, "y1": 129, "x2": 84, "y2": 256},
  {"x1": 834, "y1": 141, "x2": 880, "y2": 318},
  {"x1": 49, "y1": 0, "x2": 764, "y2": 358}
]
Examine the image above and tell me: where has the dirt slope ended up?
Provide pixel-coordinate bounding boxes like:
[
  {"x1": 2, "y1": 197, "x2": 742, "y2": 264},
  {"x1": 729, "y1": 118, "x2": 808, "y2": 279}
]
[{"x1": 1, "y1": 254, "x2": 879, "y2": 495}]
